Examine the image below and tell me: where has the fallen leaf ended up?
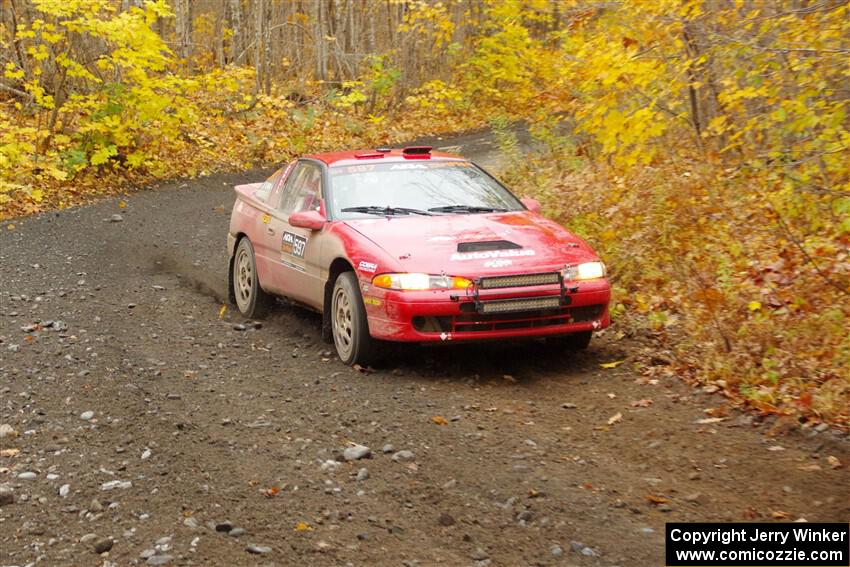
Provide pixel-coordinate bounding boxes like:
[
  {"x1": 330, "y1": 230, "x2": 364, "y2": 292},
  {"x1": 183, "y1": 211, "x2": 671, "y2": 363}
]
[
  {"x1": 630, "y1": 398, "x2": 653, "y2": 407},
  {"x1": 798, "y1": 463, "x2": 822, "y2": 472},
  {"x1": 703, "y1": 406, "x2": 729, "y2": 417},
  {"x1": 607, "y1": 392, "x2": 616, "y2": 399},
  {"x1": 696, "y1": 417, "x2": 727, "y2": 424},
  {"x1": 644, "y1": 495, "x2": 668, "y2": 505},
  {"x1": 770, "y1": 510, "x2": 790, "y2": 519},
  {"x1": 352, "y1": 364, "x2": 370, "y2": 374},
  {"x1": 502, "y1": 374, "x2": 516, "y2": 383},
  {"x1": 118, "y1": 200, "x2": 126, "y2": 209},
  {"x1": 218, "y1": 305, "x2": 227, "y2": 319},
  {"x1": 262, "y1": 486, "x2": 279, "y2": 498},
  {"x1": 6, "y1": 224, "x2": 14, "y2": 231},
  {"x1": 748, "y1": 300, "x2": 761, "y2": 312},
  {"x1": 431, "y1": 416, "x2": 448, "y2": 426},
  {"x1": 294, "y1": 522, "x2": 313, "y2": 531},
  {"x1": 767, "y1": 445, "x2": 785, "y2": 452},
  {"x1": 0, "y1": 448, "x2": 20, "y2": 457},
  {"x1": 600, "y1": 360, "x2": 625, "y2": 369},
  {"x1": 607, "y1": 412, "x2": 623, "y2": 425},
  {"x1": 827, "y1": 455, "x2": 842, "y2": 469},
  {"x1": 528, "y1": 488, "x2": 543, "y2": 498}
]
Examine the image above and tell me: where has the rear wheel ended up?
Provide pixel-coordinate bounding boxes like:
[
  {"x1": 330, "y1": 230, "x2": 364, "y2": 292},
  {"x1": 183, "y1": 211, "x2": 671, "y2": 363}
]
[
  {"x1": 232, "y1": 238, "x2": 274, "y2": 318},
  {"x1": 549, "y1": 330, "x2": 592, "y2": 350},
  {"x1": 332, "y1": 272, "x2": 375, "y2": 365}
]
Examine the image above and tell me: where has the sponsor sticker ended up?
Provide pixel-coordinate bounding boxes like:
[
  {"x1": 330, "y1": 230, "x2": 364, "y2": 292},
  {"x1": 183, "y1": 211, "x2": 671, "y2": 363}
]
[
  {"x1": 338, "y1": 164, "x2": 376, "y2": 174},
  {"x1": 280, "y1": 259, "x2": 306, "y2": 273},
  {"x1": 281, "y1": 231, "x2": 307, "y2": 259},
  {"x1": 484, "y1": 259, "x2": 512, "y2": 268},
  {"x1": 389, "y1": 163, "x2": 429, "y2": 170},
  {"x1": 450, "y1": 249, "x2": 535, "y2": 262},
  {"x1": 358, "y1": 260, "x2": 378, "y2": 273},
  {"x1": 261, "y1": 214, "x2": 271, "y2": 224},
  {"x1": 363, "y1": 297, "x2": 381, "y2": 306}
]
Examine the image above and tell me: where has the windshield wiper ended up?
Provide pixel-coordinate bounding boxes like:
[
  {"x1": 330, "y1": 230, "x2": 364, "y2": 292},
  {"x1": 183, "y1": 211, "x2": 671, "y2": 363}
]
[
  {"x1": 341, "y1": 205, "x2": 433, "y2": 216},
  {"x1": 428, "y1": 204, "x2": 508, "y2": 213}
]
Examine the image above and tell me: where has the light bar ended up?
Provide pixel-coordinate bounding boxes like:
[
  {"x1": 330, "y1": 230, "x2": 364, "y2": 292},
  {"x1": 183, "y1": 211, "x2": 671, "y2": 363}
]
[
  {"x1": 478, "y1": 296, "x2": 561, "y2": 314},
  {"x1": 479, "y1": 272, "x2": 560, "y2": 289}
]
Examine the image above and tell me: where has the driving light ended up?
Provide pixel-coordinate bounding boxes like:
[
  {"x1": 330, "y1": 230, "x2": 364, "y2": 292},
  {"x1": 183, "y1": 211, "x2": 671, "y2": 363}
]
[
  {"x1": 372, "y1": 273, "x2": 473, "y2": 291},
  {"x1": 563, "y1": 262, "x2": 606, "y2": 281}
]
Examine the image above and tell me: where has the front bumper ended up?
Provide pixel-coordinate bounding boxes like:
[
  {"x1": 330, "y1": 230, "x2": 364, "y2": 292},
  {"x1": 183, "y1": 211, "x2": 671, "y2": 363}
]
[{"x1": 363, "y1": 277, "x2": 611, "y2": 342}]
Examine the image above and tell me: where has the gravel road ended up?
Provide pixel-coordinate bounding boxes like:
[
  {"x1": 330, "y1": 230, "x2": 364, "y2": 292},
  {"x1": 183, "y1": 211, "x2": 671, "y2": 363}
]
[{"x1": 1, "y1": 130, "x2": 848, "y2": 566}]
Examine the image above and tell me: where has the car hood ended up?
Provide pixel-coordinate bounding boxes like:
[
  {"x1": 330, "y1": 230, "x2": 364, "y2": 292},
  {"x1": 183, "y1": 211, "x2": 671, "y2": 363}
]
[{"x1": 343, "y1": 211, "x2": 599, "y2": 276}]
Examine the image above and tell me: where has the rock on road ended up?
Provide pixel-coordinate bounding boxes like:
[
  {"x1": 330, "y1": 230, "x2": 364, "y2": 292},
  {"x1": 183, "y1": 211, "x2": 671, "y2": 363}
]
[{"x1": 1, "y1": 130, "x2": 848, "y2": 566}]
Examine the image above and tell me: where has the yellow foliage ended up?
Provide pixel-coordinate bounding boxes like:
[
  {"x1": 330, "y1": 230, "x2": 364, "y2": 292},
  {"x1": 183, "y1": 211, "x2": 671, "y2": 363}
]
[{"x1": 0, "y1": 0, "x2": 846, "y2": 425}]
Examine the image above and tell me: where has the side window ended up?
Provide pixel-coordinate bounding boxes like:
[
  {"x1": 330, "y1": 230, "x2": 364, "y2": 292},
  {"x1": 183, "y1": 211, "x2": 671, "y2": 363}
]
[
  {"x1": 267, "y1": 161, "x2": 296, "y2": 209},
  {"x1": 254, "y1": 168, "x2": 283, "y2": 202},
  {"x1": 279, "y1": 162, "x2": 322, "y2": 214}
]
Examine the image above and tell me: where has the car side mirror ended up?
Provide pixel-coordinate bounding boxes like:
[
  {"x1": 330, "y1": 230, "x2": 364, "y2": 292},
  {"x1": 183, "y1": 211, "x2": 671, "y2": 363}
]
[
  {"x1": 521, "y1": 197, "x2": 542, "y2": 213},
  {"x1": 289, "y1": 210, "x2": 326, "y2": 231}
]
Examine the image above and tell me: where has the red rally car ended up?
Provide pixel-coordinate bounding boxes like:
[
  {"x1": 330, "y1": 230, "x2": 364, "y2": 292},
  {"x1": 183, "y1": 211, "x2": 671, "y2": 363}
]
[{"x1": 227, "y1": 146, "x2": 611, "y2": 365}]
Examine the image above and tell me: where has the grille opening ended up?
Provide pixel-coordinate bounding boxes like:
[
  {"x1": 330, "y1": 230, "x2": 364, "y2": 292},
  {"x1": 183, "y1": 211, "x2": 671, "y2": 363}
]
[
  {"x1": 571, "y1": 305, "x2": 605, "y2": 322},
  {"x1": 456, "y1": 240, "x2": 522, "y2": 253},
  {"x1": 414, "y1": 304, "x2": 605, "y2": 334},
  {"x1": 412, "y1": 316, "x2": 452, "y2": 332}
]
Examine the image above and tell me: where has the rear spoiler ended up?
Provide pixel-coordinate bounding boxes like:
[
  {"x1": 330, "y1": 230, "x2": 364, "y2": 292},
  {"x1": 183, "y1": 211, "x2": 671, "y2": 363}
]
[{"x1": 234, "y1": 182, "x2": 263, "y2": 198}]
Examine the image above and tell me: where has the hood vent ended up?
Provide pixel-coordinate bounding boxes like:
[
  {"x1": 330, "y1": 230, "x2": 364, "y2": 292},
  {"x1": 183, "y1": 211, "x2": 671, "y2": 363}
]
[{"x1": 457, "y1": 240, "x2": 522, "y2": 253}]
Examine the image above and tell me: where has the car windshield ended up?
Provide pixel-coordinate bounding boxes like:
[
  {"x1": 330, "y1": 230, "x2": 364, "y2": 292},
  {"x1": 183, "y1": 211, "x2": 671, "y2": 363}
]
[{"x1": 329, "y1": 161, "x2": 524, "y2": 219}]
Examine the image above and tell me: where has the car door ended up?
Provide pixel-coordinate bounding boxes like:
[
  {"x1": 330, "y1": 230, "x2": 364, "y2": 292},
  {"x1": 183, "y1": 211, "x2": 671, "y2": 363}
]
[
  {"x1": 250, "y1": 167, "x2": 288, "y2": 285},
  {"x1": 266, "y1": 160, "x2": 326, "y2": 307}
]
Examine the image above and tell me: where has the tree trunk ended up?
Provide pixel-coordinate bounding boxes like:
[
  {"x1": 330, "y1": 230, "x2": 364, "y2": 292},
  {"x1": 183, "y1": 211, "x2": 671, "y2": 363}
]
[
  {"x1": 263, "y1": 0, "x2": 272, "y2": 94},
  {"x1": 254, "y1": 0, "x2": 265, "y2": 92},
  {"x1": 313, "y1": 0, "x2": 327, "y2": 81},
  {"x1": 175, "y1": 0, "x2": 193, "y2": 69},
  {"x1": 228, "y1": 0, "x2": 243, "y2": 64}
]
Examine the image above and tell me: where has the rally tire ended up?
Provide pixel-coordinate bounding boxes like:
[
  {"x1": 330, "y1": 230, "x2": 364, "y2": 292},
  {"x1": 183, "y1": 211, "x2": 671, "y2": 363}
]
[
  {"x1": 331, "y1": 272, "x2": 375, "y2": 366},
  {"x1": 232, "y1": 238, "x2": 274, "y2": 318}
]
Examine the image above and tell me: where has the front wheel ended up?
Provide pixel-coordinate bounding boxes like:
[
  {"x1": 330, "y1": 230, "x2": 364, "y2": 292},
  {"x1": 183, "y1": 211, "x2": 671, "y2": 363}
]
[
  {"x1": 331, "y1": 272, "x2": 375, "y2": 366},
  {"x1": 232, "y1": 238, "x2": 275, "y2": 318}
]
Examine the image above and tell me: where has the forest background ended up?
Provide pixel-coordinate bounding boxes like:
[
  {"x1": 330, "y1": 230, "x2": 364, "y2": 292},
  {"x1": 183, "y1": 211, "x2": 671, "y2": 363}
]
[{"x1": 1, "y1": 0, "x2": 848, "y2": 425}]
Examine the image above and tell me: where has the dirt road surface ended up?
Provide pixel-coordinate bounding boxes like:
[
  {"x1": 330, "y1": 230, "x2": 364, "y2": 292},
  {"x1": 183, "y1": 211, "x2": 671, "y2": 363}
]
[{"x1": 1, "y1": 131, "x2": 848, "y2": 566}]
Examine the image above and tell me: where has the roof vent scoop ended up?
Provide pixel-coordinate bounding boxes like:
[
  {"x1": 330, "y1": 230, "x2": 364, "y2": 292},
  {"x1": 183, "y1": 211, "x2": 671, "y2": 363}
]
[
  {"x1": 457, "y1": 240, "x2": 522, "y2": 253},
  {"x1": 402, "y1": 146, "x2": 432, "y2": 155},
  {"x1": 354, "y1": 151, "x2": 385, "y2": 159}
]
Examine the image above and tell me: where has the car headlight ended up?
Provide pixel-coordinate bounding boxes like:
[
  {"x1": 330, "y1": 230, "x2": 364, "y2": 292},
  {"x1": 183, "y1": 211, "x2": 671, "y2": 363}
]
[
  {"x1": 563, "y1": 261, "x2": 606, "y2": 281},
  {"x1": 372, "y1": 273, "x2": 473, "y2": 291}
]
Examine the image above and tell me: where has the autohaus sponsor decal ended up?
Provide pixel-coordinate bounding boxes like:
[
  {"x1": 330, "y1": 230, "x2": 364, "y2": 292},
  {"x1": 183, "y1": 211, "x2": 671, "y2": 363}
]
[{"x1": 450, "y1": 249, "x2": 535, "y2": 261}]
